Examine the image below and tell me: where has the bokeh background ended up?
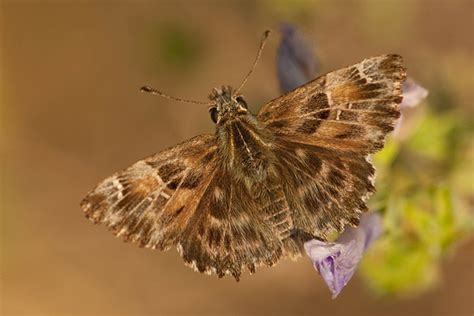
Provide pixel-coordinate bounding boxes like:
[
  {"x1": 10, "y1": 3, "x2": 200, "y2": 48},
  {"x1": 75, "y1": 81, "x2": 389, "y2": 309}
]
[{"x1": 1, "y1": 1, "x2": 473, "y2": 315}]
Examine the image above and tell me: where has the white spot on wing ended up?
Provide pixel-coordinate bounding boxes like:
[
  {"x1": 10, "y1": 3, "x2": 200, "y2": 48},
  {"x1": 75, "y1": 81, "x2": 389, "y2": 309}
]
[
  {"x1": 108, "y1": 213, "x2": 121, "y2": 225},
  {"x1": 295, "y1": 148, "x2": 306, "y2": 158},
  {"x1": 213, "y1": 187, "x2": 224, "y2": 200},
  {"x1": 176, "y1": 243, "x2": 183, "y2": 256},
  {"x1": 160, "y1": 192, "x2": 170, "y2": 199},
  {"x1": 113, "y1": 179, "x2": 124, "y2": 199}
]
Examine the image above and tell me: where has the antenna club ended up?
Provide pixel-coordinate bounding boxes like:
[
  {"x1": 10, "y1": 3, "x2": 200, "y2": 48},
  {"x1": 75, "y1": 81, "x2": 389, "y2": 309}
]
[
  {"x1": 140, "y1": 86, "x2": 153, "y2": 93},
  {"x1": 263, "y1": 30, "x2": 271, "y2": 39}
]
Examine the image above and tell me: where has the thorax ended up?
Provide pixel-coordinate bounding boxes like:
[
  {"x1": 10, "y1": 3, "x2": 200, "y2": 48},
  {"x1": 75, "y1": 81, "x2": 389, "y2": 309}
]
[{"x1": 215, "y1": 112, "x2": 277, "y2": 182}]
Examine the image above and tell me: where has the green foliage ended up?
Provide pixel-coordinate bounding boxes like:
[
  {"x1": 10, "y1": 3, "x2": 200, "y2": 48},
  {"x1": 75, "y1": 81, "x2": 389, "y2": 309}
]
[
  {"x1": 360, "y1": 105, "x2": 473, "y2": 297},
  {"x1": 151, "y1": 22, "x2": 205, "y2": 72},
  {"x1": 407, "y1": 111, "x2": 458, "y2": 162}
]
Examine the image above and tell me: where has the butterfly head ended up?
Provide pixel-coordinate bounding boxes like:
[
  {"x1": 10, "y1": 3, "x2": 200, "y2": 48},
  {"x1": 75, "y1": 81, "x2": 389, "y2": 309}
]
[{"x1": 208, "y1": 85, "x2": 248, "y2": 124}]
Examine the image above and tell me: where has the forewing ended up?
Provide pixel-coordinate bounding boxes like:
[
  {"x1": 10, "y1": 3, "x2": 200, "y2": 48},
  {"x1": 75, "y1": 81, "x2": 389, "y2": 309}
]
[
  {"x1": 258, "y1": 54, "x2": 406, "y2": 153},
  {"x1": 80, "y1": 134, "x2": 218, "y2": 250}
]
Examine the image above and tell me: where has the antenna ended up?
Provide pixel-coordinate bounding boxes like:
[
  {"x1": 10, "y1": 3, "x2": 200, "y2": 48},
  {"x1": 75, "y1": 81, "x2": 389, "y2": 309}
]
[
  {"x1": 140, "y1": 86, "x2": 212, "y2": 105},
  {"x1": 235, "y1": 30, "x2": 271, "y2": 95}
]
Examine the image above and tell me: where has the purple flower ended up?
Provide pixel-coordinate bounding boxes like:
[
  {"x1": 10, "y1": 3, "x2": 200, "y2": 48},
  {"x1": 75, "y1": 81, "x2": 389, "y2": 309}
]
[
  {"x1": 277, "y1": 23, "x2": 318, "y2": 93},
  {"x1": 304, "y1": 213, "x2": 383, "y2": 298},
  {"x1": 393, "y1": 77, "x2": 429, "y2": 137},
  {"x1": 401, "y1": 77, "x2": 429, "y2": 108}
]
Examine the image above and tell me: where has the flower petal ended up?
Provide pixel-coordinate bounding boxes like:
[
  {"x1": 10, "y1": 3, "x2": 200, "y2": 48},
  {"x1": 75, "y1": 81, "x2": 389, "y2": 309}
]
[
  {"x1": 304, "y1": 213, "x2": 383, "y2": 298},
  {"x1": 394, "y1": 77, "x2": 429, "y2": 137},
  {"x1": 277, "y1": 23, "x2": 318, "y2": 94},
  {"x1": 401, "y1": 77, "x2": 429, "y2": 108}
]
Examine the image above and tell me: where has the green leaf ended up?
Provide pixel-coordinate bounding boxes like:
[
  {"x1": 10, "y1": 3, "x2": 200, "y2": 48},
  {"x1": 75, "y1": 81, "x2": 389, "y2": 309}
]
[
  {"x1": 361, "y1": 238, "x2": 438, "y2": 296},
  {"x1": 151, "y1": 22, "x2": 205, "y2": 72},
  {"x1": 374, "y1": 138, "x2": 400, "y2": 169},
  {"x1": 406, "y1": 111, "x2": 457, "y2": 162}
]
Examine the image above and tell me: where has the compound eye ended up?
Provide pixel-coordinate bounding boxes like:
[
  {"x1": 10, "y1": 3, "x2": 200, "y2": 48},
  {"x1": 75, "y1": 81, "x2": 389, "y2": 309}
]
[
  {"x1": 236, "y1": 96, "x2": 248, "y2": 109},
  {"x1": 209, "y1": 107, "x2": 218, "y2": 123}
]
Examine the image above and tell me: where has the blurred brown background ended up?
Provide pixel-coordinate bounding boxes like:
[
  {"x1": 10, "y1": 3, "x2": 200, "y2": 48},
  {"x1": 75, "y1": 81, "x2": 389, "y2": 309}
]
[{"x1": 1, "y1": 1, "x2": 473, "y2": 315}]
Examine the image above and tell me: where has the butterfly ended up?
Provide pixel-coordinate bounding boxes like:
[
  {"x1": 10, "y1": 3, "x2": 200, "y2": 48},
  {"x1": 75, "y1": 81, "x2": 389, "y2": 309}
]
[{"x1": 80, "y1": 31, "x2": 406, "y2": 281}]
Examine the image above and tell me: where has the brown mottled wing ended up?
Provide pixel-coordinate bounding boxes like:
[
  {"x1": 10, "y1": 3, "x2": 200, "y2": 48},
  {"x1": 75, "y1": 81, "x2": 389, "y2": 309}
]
[
  {"x1": 258, "y1": 54, "x2": 405, "y2": 239},
  {"x1": 274, "y1": 140, "x2": 375, "y2": 240},
  {"x1": 258, "y1": 54, "x2": 406, "y2": 153},
  {"x1": 80, "y1": 134, "x2": 219, "y2": 250},
  {"x1": 177, "y1": 164, "x2": 297, "y2": 280},
  {"x1": 81, "y1": 134, "x2": 290, "y2": 280}
]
